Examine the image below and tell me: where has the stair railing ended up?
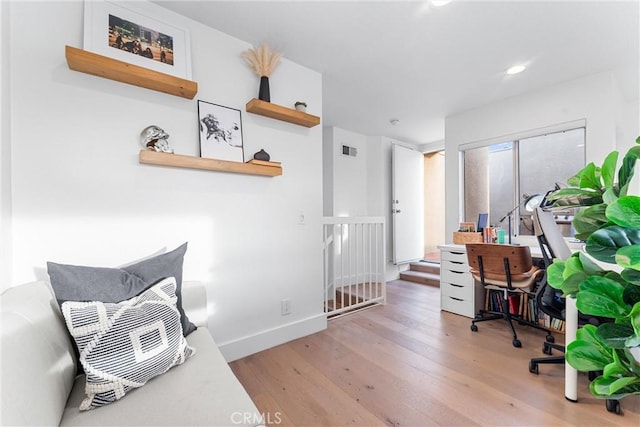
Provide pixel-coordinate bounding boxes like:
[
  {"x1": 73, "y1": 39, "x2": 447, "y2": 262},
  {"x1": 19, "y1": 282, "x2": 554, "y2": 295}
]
[{"x1": 323, "y1": 217, "x2": 386, "y2": 317}]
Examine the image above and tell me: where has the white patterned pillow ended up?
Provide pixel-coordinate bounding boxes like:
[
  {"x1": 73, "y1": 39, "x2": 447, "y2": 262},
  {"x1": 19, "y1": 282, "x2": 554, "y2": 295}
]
[{"x1": 61, "y1": 277, "x2": 195, "y2": 411}]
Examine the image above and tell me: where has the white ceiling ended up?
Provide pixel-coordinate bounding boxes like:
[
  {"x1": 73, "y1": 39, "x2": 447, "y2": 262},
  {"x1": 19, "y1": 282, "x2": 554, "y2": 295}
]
[{"x1": 155, "y1": 0, "x2": 640, "y2": 145}]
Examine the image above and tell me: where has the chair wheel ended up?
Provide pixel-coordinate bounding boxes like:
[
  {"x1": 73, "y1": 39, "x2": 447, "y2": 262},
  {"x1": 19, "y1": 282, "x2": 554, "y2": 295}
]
[
  {"x1": 529, "y1": 361, "x2": 539, "y2": 374},
  {"x1": 513, "y1": 339, "x2": 521, "y2": 348},
  {"x1": 543, "y1": 343, "x2": 553, "y2": 355},
  {"x1": 606, "y1": 399, "x2": 621, "y2": 415},
  {"x1": 470, "y1": 324, "x2": 478, "y2": 332},
  {"x1": 546, "y1": 334, "x2": 555, "y2": 343}
]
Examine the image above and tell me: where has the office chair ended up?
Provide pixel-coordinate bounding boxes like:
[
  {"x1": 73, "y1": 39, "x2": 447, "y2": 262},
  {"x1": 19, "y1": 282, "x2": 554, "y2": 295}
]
[
  {"x1": 466, "y1": 243, "x2": 545, "y2": 348},
  {"x1": 528, "y1": 207, "x2": 572, "y2": 374}
]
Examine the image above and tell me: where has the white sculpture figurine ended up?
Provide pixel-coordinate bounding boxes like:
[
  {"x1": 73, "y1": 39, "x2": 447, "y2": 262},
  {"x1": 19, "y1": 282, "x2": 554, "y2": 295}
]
[{"x1": 140, "y1": 125, "x2": 174, "y2": 153}]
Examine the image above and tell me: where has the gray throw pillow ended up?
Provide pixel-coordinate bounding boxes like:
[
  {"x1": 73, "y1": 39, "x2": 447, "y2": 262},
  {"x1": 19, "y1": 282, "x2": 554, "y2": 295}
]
[{"x1": 47, "y1": 242, "x2": 196, "y2": 337}]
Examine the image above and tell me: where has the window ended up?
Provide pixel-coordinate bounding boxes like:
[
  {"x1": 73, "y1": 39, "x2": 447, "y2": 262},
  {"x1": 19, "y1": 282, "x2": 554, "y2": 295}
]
[{"x1": 463, "y1": 128, "x2": 585, "y2": 238}]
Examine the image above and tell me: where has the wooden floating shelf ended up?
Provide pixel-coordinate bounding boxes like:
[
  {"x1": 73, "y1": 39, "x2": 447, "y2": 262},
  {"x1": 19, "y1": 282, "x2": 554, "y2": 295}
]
[
  {"x1": 246, "y1": 98, "x2": 320, "y2": 128},
  {"x1": 65, "y1": 46, "x2": 198, "y2": 99},
  {"x1": 139, "y1": 150, "x2": 282, "y2": 177}
]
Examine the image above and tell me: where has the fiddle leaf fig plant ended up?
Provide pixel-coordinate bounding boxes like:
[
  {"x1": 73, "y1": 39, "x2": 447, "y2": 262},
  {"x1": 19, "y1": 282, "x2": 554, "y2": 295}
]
[{"x1": 546, "y1": 136, "x2": 640, "y2": 400}]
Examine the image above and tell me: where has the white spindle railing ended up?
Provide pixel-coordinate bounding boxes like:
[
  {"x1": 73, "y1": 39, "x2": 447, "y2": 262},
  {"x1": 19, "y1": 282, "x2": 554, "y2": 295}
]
[{"x1": 323, "y1": 217, "x2": 386, "y2": 317}]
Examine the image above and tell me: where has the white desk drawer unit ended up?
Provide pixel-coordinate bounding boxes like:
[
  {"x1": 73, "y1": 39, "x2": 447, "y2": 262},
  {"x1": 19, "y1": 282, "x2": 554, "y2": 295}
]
[{"x1": 439, "y1": 244, "x2": 484, "y2": 318}]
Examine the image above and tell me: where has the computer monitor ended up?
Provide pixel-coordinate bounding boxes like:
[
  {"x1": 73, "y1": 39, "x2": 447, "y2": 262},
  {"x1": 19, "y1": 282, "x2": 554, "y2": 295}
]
[{"x1": 477, "y1": 213, "x2": 488, "y2": 232}]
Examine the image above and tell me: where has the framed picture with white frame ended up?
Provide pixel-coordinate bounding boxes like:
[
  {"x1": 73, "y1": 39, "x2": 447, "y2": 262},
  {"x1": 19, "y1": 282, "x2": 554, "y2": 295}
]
[{"x1": 83, "y1": 0, "x2": 192, "y2": 79}]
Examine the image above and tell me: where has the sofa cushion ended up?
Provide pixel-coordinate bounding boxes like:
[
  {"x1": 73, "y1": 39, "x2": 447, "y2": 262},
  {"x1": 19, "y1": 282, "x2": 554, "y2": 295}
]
[
  {"x1": 60, "y1": 328, "x2": 264, "y2": 426},
  {"x1": 61, "y1": 277, "x2": 195, "y2": 411},
  {"x1": 47, "y1": 243, "x2": 196, "y2": 337},
  {"x1": 1, "y1": 281, "x2": 77, "y2": 426}
]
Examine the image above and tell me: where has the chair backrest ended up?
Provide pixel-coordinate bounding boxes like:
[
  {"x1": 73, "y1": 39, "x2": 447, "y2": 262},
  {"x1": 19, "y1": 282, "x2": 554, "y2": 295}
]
[
  {"x1": 532, "y1": 207, "x2": 571, "y2": 317},
  {"x1": 466, "y1": 243, "x2": 535, "y2": 282},
  {"x1": 533, "y1": 207, "x2": 572, "y2": 263}
]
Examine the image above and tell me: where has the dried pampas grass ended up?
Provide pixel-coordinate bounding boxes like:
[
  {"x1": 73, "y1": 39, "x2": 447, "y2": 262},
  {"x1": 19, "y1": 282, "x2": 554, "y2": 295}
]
[{"x1": 241, "y1": 43, "x2": 282, "y2": 77}]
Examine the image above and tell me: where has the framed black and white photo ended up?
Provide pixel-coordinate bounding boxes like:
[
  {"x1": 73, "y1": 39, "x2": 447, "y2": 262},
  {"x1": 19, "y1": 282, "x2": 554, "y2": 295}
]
[
  {"x1": 83, "y1": 0, "x2": 192, "y2": 79},
  {"x1": 198, "y1": 101, "x2": 244, "y2": 163}
]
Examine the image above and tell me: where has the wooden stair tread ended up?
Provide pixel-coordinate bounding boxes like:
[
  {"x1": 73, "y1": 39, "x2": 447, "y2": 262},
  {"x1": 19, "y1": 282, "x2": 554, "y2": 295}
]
[
  {"x1": 400, "y1": 270, "x2": 439, "y2": 279},
  {"x1": 409, "y1": 261, "x2": 440, "y2": 275},
  {"x1": 399, "y1": 270, "x2": 440, "y2": 287}
]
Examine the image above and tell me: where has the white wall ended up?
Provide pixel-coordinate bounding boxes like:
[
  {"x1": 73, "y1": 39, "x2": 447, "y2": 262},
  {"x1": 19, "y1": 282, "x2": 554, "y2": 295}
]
[
  {"x1": 0, "y1": 0, "x2": 12, "y2": 290},
  {"x1": 323, "y1": 127, "x2": 368, "y2": 216},
  {"x1": 5, "y1": 0, "x2": 325, "y2": 361},
  {"x1": 444, "y1": 71, "x2": 639, "y2": 240}
]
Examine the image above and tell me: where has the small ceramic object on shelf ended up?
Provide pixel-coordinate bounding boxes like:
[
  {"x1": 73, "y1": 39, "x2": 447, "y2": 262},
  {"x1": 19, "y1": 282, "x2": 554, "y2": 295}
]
[
  {"x1": 140, "y1": 125, "x2": 174, "y2": 153},
  {"x1": 294, "y1": 101, "x2": 307, "y2": 112},
  {"x1": 254, "y1": 149, "x2": 271, "y2": 161}
]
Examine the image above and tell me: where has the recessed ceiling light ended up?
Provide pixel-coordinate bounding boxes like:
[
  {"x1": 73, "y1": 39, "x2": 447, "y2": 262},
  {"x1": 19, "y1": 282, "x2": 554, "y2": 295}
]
[
  {"x1": 506, "y1": 65, "x2": 526, "y2": 75},
  {"x1": 390, "y1": 119, "x2": 400, "y2": 126},
  {"x1": 432, "y1": 0, "x2": 451, "y2": 6}
]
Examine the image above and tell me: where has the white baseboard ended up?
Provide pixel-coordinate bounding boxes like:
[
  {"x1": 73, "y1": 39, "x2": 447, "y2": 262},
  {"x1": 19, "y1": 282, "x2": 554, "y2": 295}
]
[{"x1": 217, "y1": 314, "x2": 327, "y2": 362}]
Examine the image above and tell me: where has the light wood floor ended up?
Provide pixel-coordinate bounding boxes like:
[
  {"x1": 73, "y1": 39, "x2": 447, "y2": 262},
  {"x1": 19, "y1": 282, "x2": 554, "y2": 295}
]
[{"x1": 230, "y1": 280, "x2": 640, "y2": 426}]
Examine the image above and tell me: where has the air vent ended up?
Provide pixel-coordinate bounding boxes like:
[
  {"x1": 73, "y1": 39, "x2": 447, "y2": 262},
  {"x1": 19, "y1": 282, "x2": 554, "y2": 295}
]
[{"x1": 341, "y1": 145, "x2": 358, "y2": 157}]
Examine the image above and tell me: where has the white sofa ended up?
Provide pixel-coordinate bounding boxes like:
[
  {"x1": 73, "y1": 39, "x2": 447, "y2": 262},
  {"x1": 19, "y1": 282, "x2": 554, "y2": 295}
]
[{"x1": 1, "y1": 280, "x2": 263, "y2": 426}]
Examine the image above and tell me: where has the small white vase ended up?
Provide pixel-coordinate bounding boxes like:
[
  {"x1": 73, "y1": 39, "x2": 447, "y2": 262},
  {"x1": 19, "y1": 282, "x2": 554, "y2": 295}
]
[{"x1": 295, "y1": 104, "x2": 306, "y2": 112}]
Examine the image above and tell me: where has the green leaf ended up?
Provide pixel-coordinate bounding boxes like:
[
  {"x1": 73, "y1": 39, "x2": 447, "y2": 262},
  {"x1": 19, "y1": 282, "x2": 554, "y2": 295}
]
[
  {"x1": 606, "y1": 375, "x2": 640, "y2": 396},
  {"x1": 566, "y1": 340, "x2": 611, "y2": 371},
  {"x1": 546, "y1": 260, "x2": 566, "y2": 290},
  {"x1": 602, "y1": 188, "x2": 618, "y2": 205},
  {"x1": 546, "y1": 188, "x2": 599, "y2": 199},
  {"x1": 577, "y1": 276, "x2": 628, "y2": 319},
  {"x1": 579, "y1": 163, "x2": 603, "y2": 191},
  {"x1": 616, "y1": 245, "x2": 640, "y2": 270},
  {"x1": 590, "y1": 376, "x2": 640, "y2": 399},
  {"x1": 622, "y1": 285, "x2": 640, "y2": 307},
  {"x1": 547, "y1": 254, "x2": 597, "y2": 296},
  {"x1": 547, "y1": 188, "x2": 603, "y2": 208},
  {"x1": 579, "y1": 251, "x2": 605, "y2": 276},
  {"x1": 618, "y1": 146, "x2": 640, "y2": 196},
  {"x1": 592, "y1": 375, "x2": 640, "y2": 397},
  {"x1": 621, "y1": 268, "x2": 640, "y2": 285},
  {"x1": 606, "y1": 196, "x2": 640, "y2": 229},
  {"x1": 629, "y1": 302, "x2": 640, "y2": 339},
  {"x1": 601, "y1": 151, "x2": 619, "y2": 189},
  {"x1": 603, "y1": 270, "x2": 626, "y2": 285},
  {"x1": 562, "y1": 272, "x2": 587, "y2": 296},
  {"x1": 596, "y1": 323, "x2": 635, "y2": 349},
  {"x1": 573, "y1": 204, "x2": 609, "y2": 238},
  {"x1": 602, "y1": 360, "x2": 629, "y2": 378},
  {"x1": 567, "y1": 172, "x2": 581, "y2": 188},
  {"x1": 564, "y1": 255, "x2": 585, "y2": 277},
  {"x1": 566, "y1": 325, "x2": 612, "y2": 371},
  {"x1": 585, "y1": 225, "x2": 640, "y2": 263}
]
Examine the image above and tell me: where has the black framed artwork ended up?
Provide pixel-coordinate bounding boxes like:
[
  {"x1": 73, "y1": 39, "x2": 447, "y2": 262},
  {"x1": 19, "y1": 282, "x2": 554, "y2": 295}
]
[{"x1": 197, "y1": 100, "x2": 244, "y2": 163}]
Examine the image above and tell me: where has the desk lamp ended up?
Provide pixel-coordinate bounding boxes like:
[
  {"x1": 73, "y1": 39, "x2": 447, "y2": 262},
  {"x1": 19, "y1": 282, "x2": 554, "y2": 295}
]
[{"x1": 498, "y1": 193, "x2": 544, "y2": 244}]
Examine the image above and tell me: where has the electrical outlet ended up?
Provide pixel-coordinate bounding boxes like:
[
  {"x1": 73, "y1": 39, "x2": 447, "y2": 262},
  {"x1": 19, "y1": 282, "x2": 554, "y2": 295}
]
[
  {"x1": 281, "y1": 299, "x2": 292, "y2": 316},
  {"x1": 298, "y1": 211, "x2": 305, "y2": 225}
]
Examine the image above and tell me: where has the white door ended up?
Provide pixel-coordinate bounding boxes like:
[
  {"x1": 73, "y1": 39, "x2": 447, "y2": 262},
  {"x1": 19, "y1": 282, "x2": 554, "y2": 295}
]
[{"x1": 392, "y1": 143, "x2": 424, "y2": 264}]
